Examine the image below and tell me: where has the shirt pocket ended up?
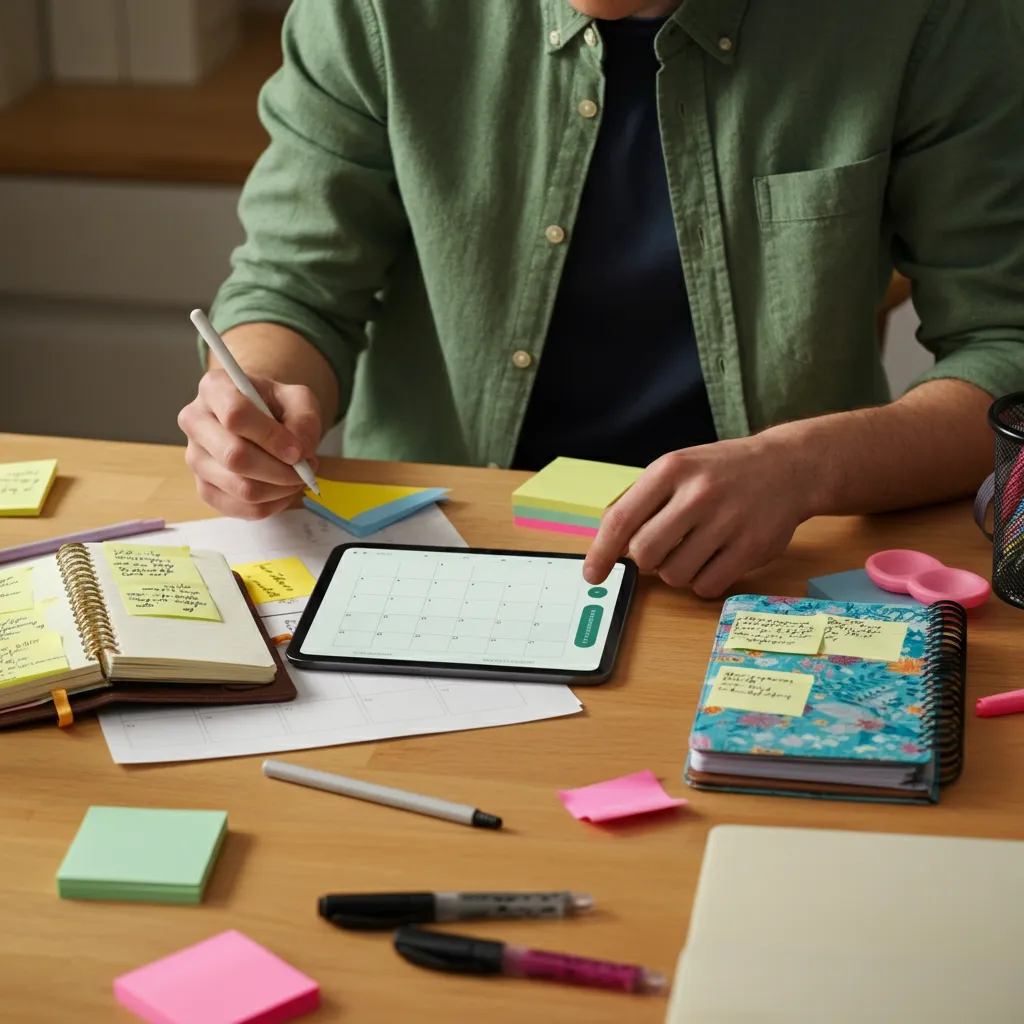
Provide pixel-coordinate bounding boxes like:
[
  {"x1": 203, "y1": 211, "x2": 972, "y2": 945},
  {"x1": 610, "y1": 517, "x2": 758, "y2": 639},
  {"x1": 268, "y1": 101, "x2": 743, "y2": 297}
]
[{"x1": 754, "y1": 151, "x2": 890, "y2": 365}]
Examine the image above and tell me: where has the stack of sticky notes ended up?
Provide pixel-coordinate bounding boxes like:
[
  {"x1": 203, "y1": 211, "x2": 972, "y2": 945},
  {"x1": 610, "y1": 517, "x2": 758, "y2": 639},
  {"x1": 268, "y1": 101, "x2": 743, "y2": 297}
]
[
  {"x1": 304, "y1": 478, "x2": 448, "y2": 537},
  {"x1": 0, "y1": 458, "x2": 58, "y2": 516},
  {"x1": 115, "y1": 930, "x2": 320, "y2": 1024},
  {"x1": 56, "y1": 806, "x2": 227, "y2": 903},
  {"x1": 511, "y1": 457, "x2": 643, "y2": 536}
]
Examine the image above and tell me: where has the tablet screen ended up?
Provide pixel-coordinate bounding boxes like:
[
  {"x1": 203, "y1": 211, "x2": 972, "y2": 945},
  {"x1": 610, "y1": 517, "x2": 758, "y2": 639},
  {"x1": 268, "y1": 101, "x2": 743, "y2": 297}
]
[{"x1": 298, "y1": 547, "x2": 627, "y2": 672}]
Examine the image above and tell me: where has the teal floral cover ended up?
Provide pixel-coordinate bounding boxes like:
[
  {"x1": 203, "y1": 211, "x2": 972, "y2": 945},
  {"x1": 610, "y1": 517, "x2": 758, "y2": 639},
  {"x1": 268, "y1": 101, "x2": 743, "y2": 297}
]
[{"x1": 689, "y1": 595, "x2": 935, "y2": 766}]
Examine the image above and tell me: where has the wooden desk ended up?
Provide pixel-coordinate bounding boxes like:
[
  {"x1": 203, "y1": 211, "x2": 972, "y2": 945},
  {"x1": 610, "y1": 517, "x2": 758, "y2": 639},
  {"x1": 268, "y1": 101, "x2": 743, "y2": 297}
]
[
  {"x1": 2, "y1": 433, "x2": 1022, "y2": 1023},
  {"x1": 0, "y1": 15, "x2": 281, "y2": 185}
]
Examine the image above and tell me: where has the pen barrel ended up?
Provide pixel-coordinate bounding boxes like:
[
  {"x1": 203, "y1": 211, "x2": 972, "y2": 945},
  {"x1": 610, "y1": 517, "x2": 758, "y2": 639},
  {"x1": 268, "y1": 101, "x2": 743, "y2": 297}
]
[
  {"x1": 503, "y1": 946, "x2": 650, "y2": 993},
  {"x1": 436, "y1": 892, "x2": 578, "y2": 922},
  {"x1": 262, "y1": 760, "x2": 476, "y2": 825},
  {"x1": 975, "y1": 689, "x2": 1024, "y2": 717}
]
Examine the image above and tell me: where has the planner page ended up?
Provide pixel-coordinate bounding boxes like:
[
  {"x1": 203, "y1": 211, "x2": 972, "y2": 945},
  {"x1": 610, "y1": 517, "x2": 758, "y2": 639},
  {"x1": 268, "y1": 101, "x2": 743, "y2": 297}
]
[{"x1": 300, "y1": 548, "x2": 626, "y2": 672}]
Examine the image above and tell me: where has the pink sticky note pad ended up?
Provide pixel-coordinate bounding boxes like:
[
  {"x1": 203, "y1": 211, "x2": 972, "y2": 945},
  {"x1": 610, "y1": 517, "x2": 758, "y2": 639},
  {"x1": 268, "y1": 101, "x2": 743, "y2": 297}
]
[
  {"x1": 558, "y1": 770, "x2": 687, "y2": 823},
  {"x1": 513, "y1": 516, "x2": 599, "y2": 537},
  {"x1": 114, "y1": 930, "x2": 320, "y2": 1024}
]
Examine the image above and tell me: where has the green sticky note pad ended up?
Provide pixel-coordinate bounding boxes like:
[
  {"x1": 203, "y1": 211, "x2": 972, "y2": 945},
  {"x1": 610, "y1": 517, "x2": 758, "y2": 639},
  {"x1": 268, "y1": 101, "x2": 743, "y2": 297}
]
[
  {"x1": 511, "y1": 457, "x2": 643, "y2": 519},
  {"x1": 56, "y1": 807, "x2": 228, "y2": 904}
]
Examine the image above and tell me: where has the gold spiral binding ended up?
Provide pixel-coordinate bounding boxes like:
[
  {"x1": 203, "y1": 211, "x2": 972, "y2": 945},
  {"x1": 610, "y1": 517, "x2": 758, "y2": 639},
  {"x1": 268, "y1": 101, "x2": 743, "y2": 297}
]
[{"x1": 55, "y1": 543, "x2": 120, "y2": 662}]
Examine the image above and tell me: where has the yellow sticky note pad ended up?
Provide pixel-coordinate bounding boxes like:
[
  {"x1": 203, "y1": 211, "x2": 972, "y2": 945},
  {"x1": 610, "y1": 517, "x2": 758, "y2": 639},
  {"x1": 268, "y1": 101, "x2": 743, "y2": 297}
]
[
  {"x1": 820, "y1": 616, "x2": 908, "y2": 662},
  {"x1": 0, "y1": 459, "x2": 58, "y2": 516},
  {"x1": 103, "y1": 543, "x2": 221, "y2": 622},
  {"x1": 0, "y1": 568, "x2": 34, "y2": 615},
  {"x1": 0, "y1": 630, "x2": 68, "y2": 687},
  {"x1": 707, "y1": 666, "x2": 815, "y2": 716},
  {"x1": 0, "y1": 608, "x2": 49, "y2": 643},
  {"x1": 310, "y1": 480, "x2": 431, "y2": 520},
  {"x1": 233, "y1": 558, "x2": 317, "y2": 605},
  {"x1": 511, "y1": 457, "x2": 643, "y2": 519},
  {"x1": 725, "y1": 612, "x2": 825, "y2": 655}
]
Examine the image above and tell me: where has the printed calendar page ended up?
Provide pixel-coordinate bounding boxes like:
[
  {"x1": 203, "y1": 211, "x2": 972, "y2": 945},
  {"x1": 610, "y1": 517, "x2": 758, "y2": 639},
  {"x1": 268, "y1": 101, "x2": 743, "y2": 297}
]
[{"x1": 300, "y1": 548, "x2": 626, "y2": 672}]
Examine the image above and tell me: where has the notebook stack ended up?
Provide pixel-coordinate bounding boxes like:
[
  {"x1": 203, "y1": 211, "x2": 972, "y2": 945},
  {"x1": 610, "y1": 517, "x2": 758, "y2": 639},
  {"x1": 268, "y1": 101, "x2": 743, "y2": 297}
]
[
  {"x1": 57, "y1": 807, "x2": 228, "y2": 903},
  {"x1": 511, "y1": 457, "x2": 642, "y2": 537},
  {"x1": 304, "y1": 479, "x2": 449, "y2": 537}
]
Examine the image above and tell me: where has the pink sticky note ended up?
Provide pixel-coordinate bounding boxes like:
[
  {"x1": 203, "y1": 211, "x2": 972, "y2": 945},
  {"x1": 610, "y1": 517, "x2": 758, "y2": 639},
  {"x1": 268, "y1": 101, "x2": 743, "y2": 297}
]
[
  {"x1": 557, "y1": 770, "x2": 687, "y2": 823},
  {"x1": 114, "y1": 930, "x2": 320, "y2": 1024}
]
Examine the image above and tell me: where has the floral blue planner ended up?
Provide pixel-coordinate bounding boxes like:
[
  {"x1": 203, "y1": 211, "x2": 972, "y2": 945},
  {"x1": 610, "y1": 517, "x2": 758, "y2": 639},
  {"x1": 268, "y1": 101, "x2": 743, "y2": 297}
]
[{"x1": 685, "y1": 595, "x2": 967, "y2": 804}]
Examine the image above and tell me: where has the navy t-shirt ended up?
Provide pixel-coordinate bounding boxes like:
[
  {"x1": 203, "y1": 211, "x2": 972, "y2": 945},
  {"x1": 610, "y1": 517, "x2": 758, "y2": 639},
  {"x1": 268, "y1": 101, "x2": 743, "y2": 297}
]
[{"x1": 513, "y1": 17, "x2": 717, "y2": 471}]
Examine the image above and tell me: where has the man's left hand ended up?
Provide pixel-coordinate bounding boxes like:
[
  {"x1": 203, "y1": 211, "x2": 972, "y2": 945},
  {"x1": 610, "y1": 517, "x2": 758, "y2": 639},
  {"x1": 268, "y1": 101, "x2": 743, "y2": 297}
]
[{"x1": 582, "y1": 434, "x2": 814, "y2": 597}]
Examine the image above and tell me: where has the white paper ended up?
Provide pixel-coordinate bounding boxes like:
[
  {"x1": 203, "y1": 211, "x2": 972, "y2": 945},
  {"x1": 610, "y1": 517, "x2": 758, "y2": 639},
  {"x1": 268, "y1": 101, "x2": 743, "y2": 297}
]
[{"x1": 98, "y1": 507, "x2": 582, "y2": 764}]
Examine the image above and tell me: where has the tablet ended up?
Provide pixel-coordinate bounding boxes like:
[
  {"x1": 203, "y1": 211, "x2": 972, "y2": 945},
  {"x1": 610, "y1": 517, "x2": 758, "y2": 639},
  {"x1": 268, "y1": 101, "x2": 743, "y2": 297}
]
[{"x1": 287, "y1": 544, "x2": 637, "y2": 685}]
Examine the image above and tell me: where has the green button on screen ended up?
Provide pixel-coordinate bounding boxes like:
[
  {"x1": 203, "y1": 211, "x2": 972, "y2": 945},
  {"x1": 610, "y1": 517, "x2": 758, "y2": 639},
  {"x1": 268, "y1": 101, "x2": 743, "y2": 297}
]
[
  {"x1": 587, "y1": 587, "x2": 608, "y2": 598},
  {"x1": 574, "y1": 605, "x2": 603, "y2": 648}
]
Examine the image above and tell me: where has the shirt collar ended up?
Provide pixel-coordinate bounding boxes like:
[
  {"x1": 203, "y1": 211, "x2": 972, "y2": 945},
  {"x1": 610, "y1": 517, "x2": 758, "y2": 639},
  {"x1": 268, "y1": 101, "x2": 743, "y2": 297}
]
[{"x1": 544, "y1": 0, "x2": 749, "y2": 62}]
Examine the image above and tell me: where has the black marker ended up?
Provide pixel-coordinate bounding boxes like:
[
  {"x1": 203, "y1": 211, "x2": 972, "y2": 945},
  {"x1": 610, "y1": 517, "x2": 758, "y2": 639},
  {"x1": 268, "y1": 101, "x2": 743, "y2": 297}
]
[{"x1": 319, "y1": 891, "x2": 595, "y2": 930}]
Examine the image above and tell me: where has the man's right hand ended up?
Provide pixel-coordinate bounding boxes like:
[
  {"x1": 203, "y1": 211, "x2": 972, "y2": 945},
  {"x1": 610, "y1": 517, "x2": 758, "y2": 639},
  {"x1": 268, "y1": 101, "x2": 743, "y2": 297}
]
[{"x1": 178, "y1": 369, "x2": 322, "y2": 520}]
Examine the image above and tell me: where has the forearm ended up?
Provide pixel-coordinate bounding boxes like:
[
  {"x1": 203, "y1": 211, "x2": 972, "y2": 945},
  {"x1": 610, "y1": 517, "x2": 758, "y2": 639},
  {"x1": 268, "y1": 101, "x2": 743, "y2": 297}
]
[
  {"x1": 206, "y1": 322, "x2": 341, "y2": 427},
  {"x1": 767, "y1": 379, "x2": 994, "y2": 517}
]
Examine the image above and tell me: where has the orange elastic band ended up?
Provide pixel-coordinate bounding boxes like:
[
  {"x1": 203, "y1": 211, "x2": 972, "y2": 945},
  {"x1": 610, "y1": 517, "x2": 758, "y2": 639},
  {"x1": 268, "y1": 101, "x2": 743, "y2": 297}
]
[
  {"x1": 51, "y1": 689, "x2": 73, "y2": 728},
  {"x1": 271, "y1": 633, "x2": 293, "y2": 647}
]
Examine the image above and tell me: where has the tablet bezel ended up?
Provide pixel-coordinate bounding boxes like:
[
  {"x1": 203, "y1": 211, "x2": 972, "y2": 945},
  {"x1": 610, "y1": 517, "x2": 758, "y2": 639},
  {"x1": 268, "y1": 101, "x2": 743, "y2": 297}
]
[{"x1": 286, "y1": 544, "x2": 637, "y2": 686}]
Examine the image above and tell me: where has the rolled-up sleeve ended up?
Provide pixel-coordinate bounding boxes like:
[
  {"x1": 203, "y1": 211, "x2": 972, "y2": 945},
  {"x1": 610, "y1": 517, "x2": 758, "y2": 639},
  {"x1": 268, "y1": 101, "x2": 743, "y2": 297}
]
[
  {"x1": 207, "y1": 0, "x2": 409, "y2": 416},
  {"x1": 888, "y1": 0, "x2": 1024, "y2": 398}
]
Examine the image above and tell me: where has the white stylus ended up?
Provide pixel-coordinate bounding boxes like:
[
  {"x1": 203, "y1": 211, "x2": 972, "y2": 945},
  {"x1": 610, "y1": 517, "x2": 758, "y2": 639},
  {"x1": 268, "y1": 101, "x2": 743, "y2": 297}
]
[{"x1": 190, "y1": 308, "x2": 320, "y2": 496}]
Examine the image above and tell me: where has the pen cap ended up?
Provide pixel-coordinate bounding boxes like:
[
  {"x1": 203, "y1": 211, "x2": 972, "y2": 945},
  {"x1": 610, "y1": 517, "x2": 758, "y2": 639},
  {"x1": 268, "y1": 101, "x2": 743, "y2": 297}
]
[
  {"x1": 393, "y1": 926, "x2": 504, "y2": 975},
  {"x1": 319, "y1": 893, "x2": 436, "y2": 930}
]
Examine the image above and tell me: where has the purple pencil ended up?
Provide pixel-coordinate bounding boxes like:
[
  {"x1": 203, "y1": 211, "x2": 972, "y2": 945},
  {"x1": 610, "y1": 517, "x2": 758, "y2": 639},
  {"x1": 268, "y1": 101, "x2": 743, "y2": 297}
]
[{"x1": 0, "y1": 519, "x2": 166, "y2": 566}]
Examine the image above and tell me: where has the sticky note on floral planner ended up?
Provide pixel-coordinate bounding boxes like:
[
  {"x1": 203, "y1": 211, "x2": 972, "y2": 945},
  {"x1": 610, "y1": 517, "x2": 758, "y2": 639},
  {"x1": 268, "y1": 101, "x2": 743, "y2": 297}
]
[
  {"x1": 114, "y1": 930, "x2": 320, "y2": 1024},
  {"x1": 558, "y1": 770, "x2": 687, "y2": 823},
  {"x1": 512, "y1": 457, "x2": 642, "y2": 536},
  {"x1": 304, "y1": 479, "x2": 449, "y2": 537},
  {"x1": 0, "y1": 459, "x2": 58, "y2": 516}
]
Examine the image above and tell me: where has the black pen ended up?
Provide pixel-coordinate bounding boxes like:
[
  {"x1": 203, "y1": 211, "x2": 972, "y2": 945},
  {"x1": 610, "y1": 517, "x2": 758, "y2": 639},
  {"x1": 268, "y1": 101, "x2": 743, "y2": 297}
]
[{"x1": 318, "y1": 890, "x2": 595, "y2": 930}]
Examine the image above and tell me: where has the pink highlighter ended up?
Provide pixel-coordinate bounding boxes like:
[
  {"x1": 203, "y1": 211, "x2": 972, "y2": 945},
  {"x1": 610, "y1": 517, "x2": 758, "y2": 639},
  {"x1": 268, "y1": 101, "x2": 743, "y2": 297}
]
[{"x1": 864, "y1": 549, "x2": 991, "y2": 609}]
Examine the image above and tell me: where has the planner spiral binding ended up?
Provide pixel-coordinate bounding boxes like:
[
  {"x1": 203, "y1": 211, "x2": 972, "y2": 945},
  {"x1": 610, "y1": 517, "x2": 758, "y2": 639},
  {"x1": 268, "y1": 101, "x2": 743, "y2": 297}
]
[
  {"x1": 923, "y1": 600, "x2": 967, "y2": 787},
  {"x1": 55, "y1": 542, "x2": 120, "y2": 662}
]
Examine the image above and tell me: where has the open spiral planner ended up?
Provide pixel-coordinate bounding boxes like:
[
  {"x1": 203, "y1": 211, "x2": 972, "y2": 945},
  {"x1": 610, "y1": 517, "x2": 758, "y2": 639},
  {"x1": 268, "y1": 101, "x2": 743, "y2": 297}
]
[{"x1": 95, "y1": 508, "x2": 582, "y2": 764}]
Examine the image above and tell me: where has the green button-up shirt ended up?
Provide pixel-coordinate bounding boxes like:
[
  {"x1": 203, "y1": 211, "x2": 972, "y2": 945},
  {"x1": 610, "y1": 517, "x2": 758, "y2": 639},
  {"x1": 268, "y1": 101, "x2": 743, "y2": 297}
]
[{"x1": 210, "y1": 0, "x2": 1024, "y2": 467}]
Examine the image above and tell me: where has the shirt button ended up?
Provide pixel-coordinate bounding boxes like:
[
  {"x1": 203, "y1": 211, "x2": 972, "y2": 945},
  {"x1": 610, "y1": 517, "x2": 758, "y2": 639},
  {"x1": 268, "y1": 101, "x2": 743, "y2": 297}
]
[
  {"x1": 583, "y1": 27, "x2": 597, "y2": 47},
  {"x1": 487, "y1": 462, "x2": 500, "y2": 469},
  {"x1": 578, "y1": 99, "x2": 598, "y2": 119},
  {"x1": 549, "y1": 29, "x2": 561, "y2": 46},
  {"x1": 717, "y1": 36, "x2": 733, "y2": 52},
  {"x1": 512, "y1": 350, "x2": 533, "y2": 369},
  {"x1": 545, "y1": 224, "x2": 566, "y2": 244}
]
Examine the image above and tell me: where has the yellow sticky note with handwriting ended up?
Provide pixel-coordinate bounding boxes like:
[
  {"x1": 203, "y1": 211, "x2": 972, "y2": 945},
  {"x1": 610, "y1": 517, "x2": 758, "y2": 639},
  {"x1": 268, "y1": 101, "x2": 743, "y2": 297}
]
[
  {"x1": 707, "y1": 666, "x2": 815, "y2": 716},
  {"x1": 725, "y1": 612, "x2": 825, "y2": 655},
  {"x1": 820, "y1": 616, "x2": 907, "y2": 662},
  {"x1": 0, "y1": 568, "x2": 34, "y2": 615},
  {"x1": 233, "y1": 558, "x2": 317, "y2": 605},
  {"x1": 0, "y1": 608, "x2": 49, "y2": 643},
  {"x1": 0, "y1": 630, "x2": 68, "y2": 687},
  {"x1": 0, "y1": 459, "x2": 58, "y2": 516},
  {"x1": 103, "y1": 543, "x2": 221, "y2": 621}
]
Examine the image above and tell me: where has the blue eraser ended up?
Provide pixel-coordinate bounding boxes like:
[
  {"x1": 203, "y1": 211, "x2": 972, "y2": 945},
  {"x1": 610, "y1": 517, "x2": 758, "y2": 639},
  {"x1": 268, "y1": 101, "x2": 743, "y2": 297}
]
[{"x1": 807, "y1": 568, "x2": 921, "y2": 606}]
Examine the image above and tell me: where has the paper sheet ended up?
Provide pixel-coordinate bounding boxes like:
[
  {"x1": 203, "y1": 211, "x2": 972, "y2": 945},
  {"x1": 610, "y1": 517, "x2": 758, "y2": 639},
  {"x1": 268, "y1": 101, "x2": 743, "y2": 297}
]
[
  {"x1": 820, "y1": 616, "x2": 908, "y2": 662},
  {"x1": 706, "y1": 666, "x2": 814, "y2": 716},
  {"x1": 0, "y1": 568, "x2": 33, "y2": 614},
  {"x1": 0, "y1": 459, "x2": 57, "y2": 515},
  {"x1": 725, "y1": 612, "x2": 825, "y2": 655},
  {"x1": 558, "y1": 770, "x2": 687, "y2": 823},
  {"x1": 103, "y1": 543, "x2": 221, "y2": 621},
  {"x1": 98, "y1": 507, "x2": 583, "y2": 764},
  {"x1": 232, "y1": 558, "x2": 317, "y2": 605}
]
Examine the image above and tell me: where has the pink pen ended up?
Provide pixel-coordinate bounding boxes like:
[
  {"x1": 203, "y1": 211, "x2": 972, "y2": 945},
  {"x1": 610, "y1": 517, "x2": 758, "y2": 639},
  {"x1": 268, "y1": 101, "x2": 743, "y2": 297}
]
[
  {"x1": 976, "y1": 688, "x2": 1024, "y2": 718},
  {"x1": 393, "y1": 926, "x2": 667, "y2": 995}
]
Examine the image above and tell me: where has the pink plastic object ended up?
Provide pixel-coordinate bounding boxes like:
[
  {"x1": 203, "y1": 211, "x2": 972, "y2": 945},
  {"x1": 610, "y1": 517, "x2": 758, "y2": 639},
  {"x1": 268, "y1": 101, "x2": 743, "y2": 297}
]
[
  {"x1": 865, "y1": 549, "x2": 991, "y2": 609},
  {"x1": 976, "y1": 688, "x2": 1024, "y2": 718}
]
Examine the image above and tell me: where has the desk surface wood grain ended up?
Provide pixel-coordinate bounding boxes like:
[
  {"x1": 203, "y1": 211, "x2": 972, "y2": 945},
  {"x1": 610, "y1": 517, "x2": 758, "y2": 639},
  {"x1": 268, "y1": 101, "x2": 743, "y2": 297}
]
[
  {"x1": 0, "y1": 15, "x2": 280, "y2": 185},
  {"x1": 1, "y1": 433, "x2": 1021, "y2": 1023}
]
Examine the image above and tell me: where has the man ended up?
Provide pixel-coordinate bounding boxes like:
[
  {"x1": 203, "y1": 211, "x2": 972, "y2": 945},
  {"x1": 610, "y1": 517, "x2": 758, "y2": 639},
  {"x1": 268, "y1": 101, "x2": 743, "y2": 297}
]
[{"x1": 178, "y1": 0, "x2": 1024, "y2": 596}]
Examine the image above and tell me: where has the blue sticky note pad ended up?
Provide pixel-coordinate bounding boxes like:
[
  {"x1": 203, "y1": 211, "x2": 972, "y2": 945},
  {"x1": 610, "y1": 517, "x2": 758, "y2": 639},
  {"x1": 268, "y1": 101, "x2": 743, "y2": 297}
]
[
  {"x1": 807, "y1": 568, "x2": 921, "y2": 607},
  {"x1": 303, "y1": 488, "x2": 448, "y2": 538}
]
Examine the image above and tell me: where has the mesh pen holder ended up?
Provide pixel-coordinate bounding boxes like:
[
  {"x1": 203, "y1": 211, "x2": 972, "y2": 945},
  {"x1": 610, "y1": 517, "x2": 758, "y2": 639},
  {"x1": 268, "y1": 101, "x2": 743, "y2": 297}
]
[{"x1": 974, "y1": 393, "x2": 1024, "y2": 609}]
